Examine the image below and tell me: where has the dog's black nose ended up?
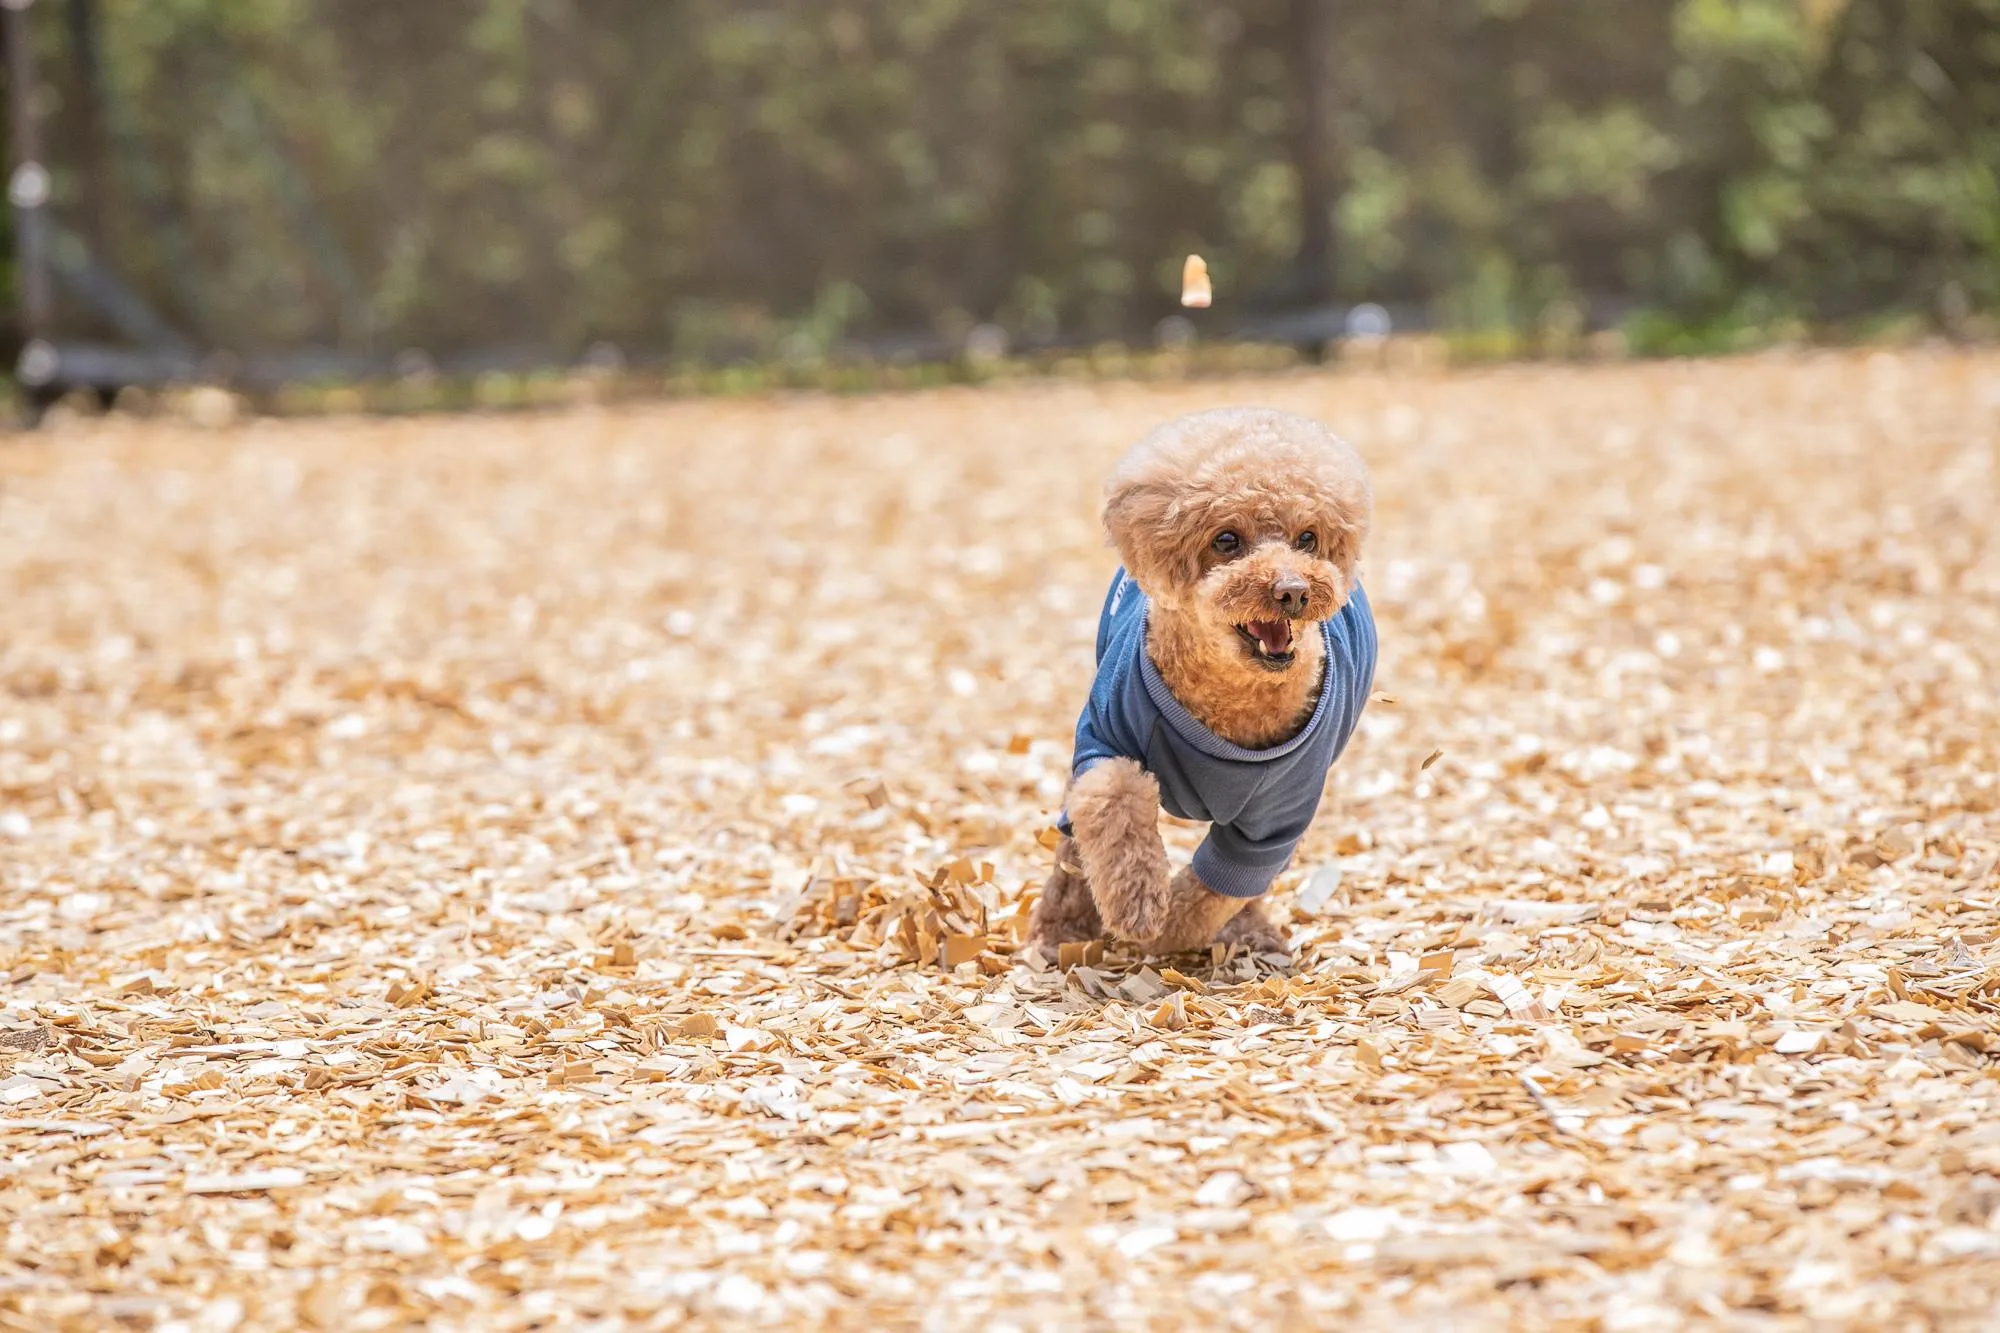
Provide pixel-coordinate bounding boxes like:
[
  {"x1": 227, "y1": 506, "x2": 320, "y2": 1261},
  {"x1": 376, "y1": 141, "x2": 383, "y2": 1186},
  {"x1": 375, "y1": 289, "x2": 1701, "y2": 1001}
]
[{"x1": 1272, "y1": 574, "x2": 1309, "y2": 617}]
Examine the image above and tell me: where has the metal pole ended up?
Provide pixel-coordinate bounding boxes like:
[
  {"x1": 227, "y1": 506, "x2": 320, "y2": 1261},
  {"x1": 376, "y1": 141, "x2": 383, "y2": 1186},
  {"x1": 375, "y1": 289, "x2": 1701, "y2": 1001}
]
[{"x1": 6, "y1": 0, "x2": 56, "y2": 382}]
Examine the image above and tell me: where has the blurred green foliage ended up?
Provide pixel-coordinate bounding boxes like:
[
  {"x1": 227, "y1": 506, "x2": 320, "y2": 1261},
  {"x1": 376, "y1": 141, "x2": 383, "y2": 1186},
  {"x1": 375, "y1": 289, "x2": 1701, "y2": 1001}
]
[{"x1": 17, "y1": 0, "x2": 2000, "y2": 361}]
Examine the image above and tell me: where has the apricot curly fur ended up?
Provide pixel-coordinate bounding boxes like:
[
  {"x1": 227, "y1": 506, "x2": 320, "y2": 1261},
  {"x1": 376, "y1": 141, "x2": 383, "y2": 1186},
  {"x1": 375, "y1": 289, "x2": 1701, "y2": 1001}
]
[
  {"x1": 1024, "y1": 836, "x2": 1101, "y2": 947},
  {"x1": 1028, "y1": 407, "x2": 1372, "y2": 960},
  {"x1": 1133, "y1": 865, "x2": 1250, "y2": 954},
  {"x1": 1105, "y1": 406, "x2": 1370, "y2": 747},
  {"x1": 1061, "y1": 758, "x2": 1172, "y2": 942},
  {"x1": 1215, "y1": 900, "x2": 1289, "y2": 957}
]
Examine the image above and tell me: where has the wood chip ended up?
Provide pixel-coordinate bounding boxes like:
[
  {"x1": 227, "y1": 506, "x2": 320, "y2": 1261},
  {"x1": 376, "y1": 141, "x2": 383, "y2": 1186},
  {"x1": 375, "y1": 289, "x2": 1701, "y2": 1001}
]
[
  {"x1": 940, "y1": 933, "x2": 985, "y2": 969},
  {"x1": 1483, "y1": 971, "x2": 1553, "y2": 1023},
  {"x1": 2, "y1": 352, "x2": 1994, "y2": 1327},
  {"x1": 1057, "y1": 940, "x2": 1105, "y2": 971},
  {"x1": 1296, "y1": 862, "x2": 1343, "y2": 915},
  {"x1": 1435, "y1": 977, "x2": 1483, "y2": 1009},
  {"x1": 183, "y1": 1169, "x2": 307, "y2": 1195}
]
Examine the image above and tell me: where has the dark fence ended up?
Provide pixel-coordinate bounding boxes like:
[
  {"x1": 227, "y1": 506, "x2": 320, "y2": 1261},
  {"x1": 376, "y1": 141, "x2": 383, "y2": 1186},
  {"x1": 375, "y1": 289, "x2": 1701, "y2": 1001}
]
[{"x1": 4, "y1": 0, "x2": 1996, "y2": 408}]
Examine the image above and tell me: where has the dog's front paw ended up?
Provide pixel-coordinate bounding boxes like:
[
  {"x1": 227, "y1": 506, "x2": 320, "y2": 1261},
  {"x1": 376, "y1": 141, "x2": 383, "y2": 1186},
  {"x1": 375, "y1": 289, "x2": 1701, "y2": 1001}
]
[
  {"x1": 1065, "y1": 759, "x2": 1172, "y2": 941},
  {"x1": 1217, "y1": 901, "x2": 1291, "y2": 961},
  {"x1": 1026, "y1": 837, "x2": 1104, "y2": 947}
]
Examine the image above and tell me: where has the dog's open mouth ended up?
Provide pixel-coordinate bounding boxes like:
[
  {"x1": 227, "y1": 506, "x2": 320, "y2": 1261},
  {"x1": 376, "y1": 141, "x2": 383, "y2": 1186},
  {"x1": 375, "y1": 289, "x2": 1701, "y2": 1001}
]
[{"x1": 1235, "y1": 619, "x2": 1297, "y2": 668}]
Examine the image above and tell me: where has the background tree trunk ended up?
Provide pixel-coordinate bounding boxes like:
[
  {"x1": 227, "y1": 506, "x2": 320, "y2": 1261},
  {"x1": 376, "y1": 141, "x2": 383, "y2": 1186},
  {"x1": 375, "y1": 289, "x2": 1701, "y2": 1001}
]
[{"x1": 1286, "y1": 0, "x2": 1336, "y2": 306}]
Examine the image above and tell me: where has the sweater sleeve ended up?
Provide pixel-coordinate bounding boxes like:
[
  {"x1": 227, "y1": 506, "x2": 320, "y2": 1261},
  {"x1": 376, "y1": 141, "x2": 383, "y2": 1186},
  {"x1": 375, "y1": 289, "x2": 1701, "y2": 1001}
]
[
  {"x1": 1067, "y1": 661, "x2": 1134, "y2": 781},
  {"x1": 1190, "y1": 776, "x2": 1323, "y2": 899},
  {"x1": 1055, "y1": 646, "x2": 1143, "y2": 834}
]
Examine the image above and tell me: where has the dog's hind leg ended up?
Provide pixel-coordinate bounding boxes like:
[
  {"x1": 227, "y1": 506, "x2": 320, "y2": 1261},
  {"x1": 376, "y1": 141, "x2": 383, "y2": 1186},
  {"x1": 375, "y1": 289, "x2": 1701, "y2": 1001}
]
[
  {"x1": 1064, "y1": 758, "x2": 1173, "y2": 942},
  {"x1": 1134, "y1": 865, "x2": 1252, "y2": 954},
  {"x1": 1214, "y1": 899, "x2": 1290, "y2": 960},
  {"x1": 1025, "y1": 836, "x2": 1103, "y2": 947}
]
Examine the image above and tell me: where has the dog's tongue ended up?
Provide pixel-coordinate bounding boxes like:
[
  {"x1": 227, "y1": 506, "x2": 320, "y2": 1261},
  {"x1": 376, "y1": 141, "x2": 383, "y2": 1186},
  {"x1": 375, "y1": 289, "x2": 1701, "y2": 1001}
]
[{"x1": 1245, "y1": 619, "x2": 1294, "y2": 654}]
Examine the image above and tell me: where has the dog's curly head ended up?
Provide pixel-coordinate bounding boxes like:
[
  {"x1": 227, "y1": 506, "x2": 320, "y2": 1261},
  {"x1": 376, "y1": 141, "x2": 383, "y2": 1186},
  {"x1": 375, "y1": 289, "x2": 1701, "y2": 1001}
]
[{"x1": 1104, "y1": 406, "x2": 1371, "y2": 672}]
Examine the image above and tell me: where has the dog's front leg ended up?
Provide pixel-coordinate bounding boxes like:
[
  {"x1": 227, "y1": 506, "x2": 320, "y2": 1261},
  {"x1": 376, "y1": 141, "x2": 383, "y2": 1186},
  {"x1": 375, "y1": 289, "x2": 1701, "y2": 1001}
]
[
  {"x1": 1064, "y1": 758, "x2": 1172, "y2": 942},
  {"x1": 1135, "y1": 865, "x2": 1251, "y2": 953},
  {"x1": 1025, "y1": 836, "x2": 1102, "y2": 947}
]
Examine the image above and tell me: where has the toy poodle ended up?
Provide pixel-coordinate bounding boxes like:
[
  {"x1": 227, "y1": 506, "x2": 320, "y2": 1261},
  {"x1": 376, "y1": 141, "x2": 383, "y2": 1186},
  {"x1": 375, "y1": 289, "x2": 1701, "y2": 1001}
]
[{"x1": 1027, "y1": 406, "x2": 1377, "y2": 961}]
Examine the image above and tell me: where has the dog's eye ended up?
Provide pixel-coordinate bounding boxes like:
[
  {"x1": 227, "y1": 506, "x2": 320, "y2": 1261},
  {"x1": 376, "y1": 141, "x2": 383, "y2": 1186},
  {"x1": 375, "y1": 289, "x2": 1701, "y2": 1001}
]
[
  {"x1": 1211, "y1": 531, "x2": 1241, "y2": 556},
  {"x1": 1295, "y1": 531, "x2": 1317, "y2": 553}
]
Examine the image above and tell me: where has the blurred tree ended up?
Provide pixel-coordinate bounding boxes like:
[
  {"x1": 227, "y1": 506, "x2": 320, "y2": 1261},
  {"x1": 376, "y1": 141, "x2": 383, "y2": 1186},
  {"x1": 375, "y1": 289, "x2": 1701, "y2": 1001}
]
[{"x1": 4, "y1": 0, "x2": 1993, "y2": 364}]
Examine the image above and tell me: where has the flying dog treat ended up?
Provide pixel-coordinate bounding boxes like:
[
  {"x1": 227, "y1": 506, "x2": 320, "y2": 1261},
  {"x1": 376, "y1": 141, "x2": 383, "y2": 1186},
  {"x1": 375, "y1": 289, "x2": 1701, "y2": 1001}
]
[{"x1": 1180, "y1": 254, "x2": 1212, "y2": 308}]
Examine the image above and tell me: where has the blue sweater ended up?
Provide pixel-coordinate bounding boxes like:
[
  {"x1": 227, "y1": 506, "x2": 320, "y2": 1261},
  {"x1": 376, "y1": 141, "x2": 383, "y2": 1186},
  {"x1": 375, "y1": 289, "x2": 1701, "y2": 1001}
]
[{"x1": 1056, "y1": 568, "x2": 1376, "y2": 899}]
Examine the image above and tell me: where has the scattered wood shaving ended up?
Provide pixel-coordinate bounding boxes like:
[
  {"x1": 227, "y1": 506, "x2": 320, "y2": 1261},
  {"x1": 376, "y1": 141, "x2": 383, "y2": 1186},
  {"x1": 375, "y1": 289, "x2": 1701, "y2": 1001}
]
[
  {"x1": 940, "y1": 933, "x2": 985, "y2": 969},
  {"x1": 1296, "y1": 862, "x2": 1344, "y2": 915},
  {"x1": 183, "y1": 1169, "x2": 307, "y2": 1195},
  {"x1": 1, "y1": 352, "x2": 1995, "y2": 1326}
]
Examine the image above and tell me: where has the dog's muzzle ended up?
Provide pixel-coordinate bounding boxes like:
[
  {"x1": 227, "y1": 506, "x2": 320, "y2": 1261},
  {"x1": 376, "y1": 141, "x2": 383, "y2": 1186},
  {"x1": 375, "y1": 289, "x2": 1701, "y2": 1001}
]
[{"x1": 1236, "y1": 618, "x2": 1297, "y2": 669}]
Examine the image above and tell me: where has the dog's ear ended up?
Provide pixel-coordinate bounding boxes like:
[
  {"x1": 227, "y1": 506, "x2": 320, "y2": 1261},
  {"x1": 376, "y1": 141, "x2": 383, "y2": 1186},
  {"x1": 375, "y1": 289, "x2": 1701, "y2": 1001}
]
[
  {"x1": 1103, "y1": 469, "x2": 1206, "y2": 600},
  {"x1": 1317, "y1": 479, "x2": 1373, "y2": 584}
]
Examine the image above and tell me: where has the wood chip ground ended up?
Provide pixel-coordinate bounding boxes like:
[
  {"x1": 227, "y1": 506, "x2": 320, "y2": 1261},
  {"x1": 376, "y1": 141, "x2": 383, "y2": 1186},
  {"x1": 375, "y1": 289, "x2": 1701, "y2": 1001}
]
[{"x1": 4, "y1": 350, "x2": 2000, "y2": 1329}]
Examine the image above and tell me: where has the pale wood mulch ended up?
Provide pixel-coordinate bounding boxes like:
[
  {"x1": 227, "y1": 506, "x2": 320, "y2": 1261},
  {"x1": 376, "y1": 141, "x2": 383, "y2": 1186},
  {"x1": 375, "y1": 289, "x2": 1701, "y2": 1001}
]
[{"x1": 2, "y1": 349, "x2": 1999, "y2": 1330}]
